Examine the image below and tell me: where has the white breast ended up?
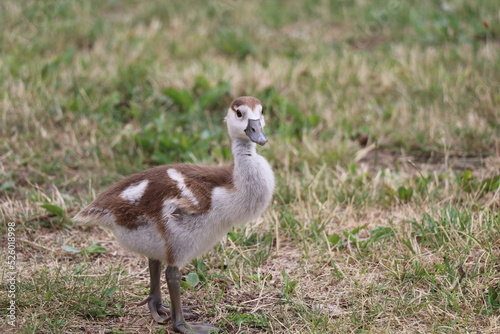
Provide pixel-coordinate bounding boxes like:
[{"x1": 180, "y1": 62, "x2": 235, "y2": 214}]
[{"x1": 165, "y1": 155, "x2": 274, "y2": 267}]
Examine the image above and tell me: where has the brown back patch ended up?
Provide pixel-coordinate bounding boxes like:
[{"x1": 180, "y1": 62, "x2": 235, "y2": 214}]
[{"x1": 83, "y1": 163, "x2": 235, "y2": 230}]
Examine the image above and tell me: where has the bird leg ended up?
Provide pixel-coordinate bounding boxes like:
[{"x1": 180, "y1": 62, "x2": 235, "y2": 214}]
[
  {"x1": 137, "y1": 259, "x2": 170, "y2": 323},
  {"x1": 138, "y1": 259, "x2": 198, "y2": 323},
  {"x1": 166, "y1": 265, "x2": 217, "y2": 334}
]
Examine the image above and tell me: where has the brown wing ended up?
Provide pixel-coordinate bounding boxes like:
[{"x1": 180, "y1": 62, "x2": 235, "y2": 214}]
[{"x1": 74, "y1": 163, "x2": 234, "y2": 230}]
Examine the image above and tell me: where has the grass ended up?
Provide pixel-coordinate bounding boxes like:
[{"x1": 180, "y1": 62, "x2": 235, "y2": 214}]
[{"x1": 1, "y1": 0, "x2": 499, "y2": 333}]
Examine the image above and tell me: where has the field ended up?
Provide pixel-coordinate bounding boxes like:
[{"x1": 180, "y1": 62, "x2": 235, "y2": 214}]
[{"x1": 1, "y1": 0, "x2": 499, "y2": 333}]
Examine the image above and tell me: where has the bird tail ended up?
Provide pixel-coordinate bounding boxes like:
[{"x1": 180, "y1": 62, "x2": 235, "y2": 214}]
[{"x1": 72, "y1": 205, "x2": 116, "y2": 227}]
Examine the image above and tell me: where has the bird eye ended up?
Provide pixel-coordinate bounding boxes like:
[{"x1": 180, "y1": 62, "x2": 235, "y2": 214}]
[{"x1": 236, "y1": 110, "x2": 242, "y2": 118}]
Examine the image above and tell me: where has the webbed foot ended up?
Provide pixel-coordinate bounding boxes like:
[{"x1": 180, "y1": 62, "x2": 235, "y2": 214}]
[
  {"x1": 137, "y1": 294, "x2": 170, "y2": 323},
  {"x1": 138, "y1": 295, "x2": 199, "y2": 323},
  {"x1": 174, "y1": 321, "x2": 218, "y2": 334}
]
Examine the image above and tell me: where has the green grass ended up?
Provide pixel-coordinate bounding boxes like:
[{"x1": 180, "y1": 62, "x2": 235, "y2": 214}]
[{"x1": 1, "y1": 0, "x2": 499, "y2": 333}]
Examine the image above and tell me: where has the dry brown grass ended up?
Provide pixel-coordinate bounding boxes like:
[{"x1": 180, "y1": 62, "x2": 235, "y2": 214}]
[{"x1": 1, "y1": 0, "x2": 499, "y2": 333}]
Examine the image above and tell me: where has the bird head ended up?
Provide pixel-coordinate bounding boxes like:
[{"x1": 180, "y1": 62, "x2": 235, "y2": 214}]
[{"x1": 225, "y1": 96, "x2": 267, "y2": 145}]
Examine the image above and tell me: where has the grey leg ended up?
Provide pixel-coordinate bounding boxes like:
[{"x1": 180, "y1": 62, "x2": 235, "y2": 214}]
[
  {"x1": 137, "y1": 259, "x2": 170, "y2": 322},
  {"x1": 166, "y1": 265, "x2": 217, "y2": 334}
]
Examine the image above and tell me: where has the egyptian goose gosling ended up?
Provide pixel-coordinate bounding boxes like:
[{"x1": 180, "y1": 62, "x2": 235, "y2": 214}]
[{"x1": 74, "y1": 96, "x2": 274, "y2": 334}]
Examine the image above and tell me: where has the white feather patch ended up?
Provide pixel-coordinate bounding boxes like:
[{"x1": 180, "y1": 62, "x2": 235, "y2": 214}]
[
  {"x1": 119, "y1": 179, "x2": 149, "y2": 204},
  {"x1": 162, "y1": 198, "x2": 178, "y2": 220},
  {"x1": 166, "y1": 168, "x2": 199, "y2": 206}
]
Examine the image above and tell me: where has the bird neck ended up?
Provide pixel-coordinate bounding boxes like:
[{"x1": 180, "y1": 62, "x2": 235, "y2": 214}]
[
  {"x1": 231, "y1": 137, "x2": 257, "y2": 159},
  {"x1": 230, "y1": 137, "x2": 264, "y2": 189},
  {"x1": 227, "y1": 137, "x2": 274, "y2": 218}
]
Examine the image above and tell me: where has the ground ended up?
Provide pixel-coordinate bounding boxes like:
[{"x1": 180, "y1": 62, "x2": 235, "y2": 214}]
[{"x1": 1, "y1": 0, "x2": 499, "y2": 333}]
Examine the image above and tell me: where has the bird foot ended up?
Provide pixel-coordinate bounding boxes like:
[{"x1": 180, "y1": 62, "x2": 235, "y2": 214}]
[
  {"x1": 137, "y1": 295, "x2": 170, "y2": 323},
  {"x1": 137, "y1": 295, "x2": 199, "y2": 323},
  {"x1": 174, "y1": 321, "x2": 218, "y2": 334}
]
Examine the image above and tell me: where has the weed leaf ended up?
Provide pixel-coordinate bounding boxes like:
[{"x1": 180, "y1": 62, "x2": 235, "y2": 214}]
[
  {"x1": 480, "y1": 175, "x2": 500, "y2": 194},
  {"x1": 487, "y1": 286, "x2": 500, "y2": 310},
  {"x1": 370, "y1": 226, "x2": 395, "y2": 240},
  {"x1": 164, "y1": 87, "x2": 194, "y2": 111},
  {"x1": 83, "y1": 243, "x2": 107, "y2": 254},
  {"x1": 186, "y1": 272, "x2": 200, "y2": 287},
  {"x1": 198, "y1": 82, "x2": 230, "y2": 110},
  {"x1": 61, "y1": 245, "x2": 81, "y2": 253},
  {"x1": 103, "y1": 286, "x2": 118, "y2": 298},
  {"x1": 328, "y1": 233, "x2": 342, "y2": 246},
  {"x1": 41, "y1": 204, "x2": 65, "y2": 217},
  {"x1": 397, "y1": 186, "x2": 413, "y2": 202},
  {"x1": 0, "y1": 181, "x2": 15, "y2": 192}
]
